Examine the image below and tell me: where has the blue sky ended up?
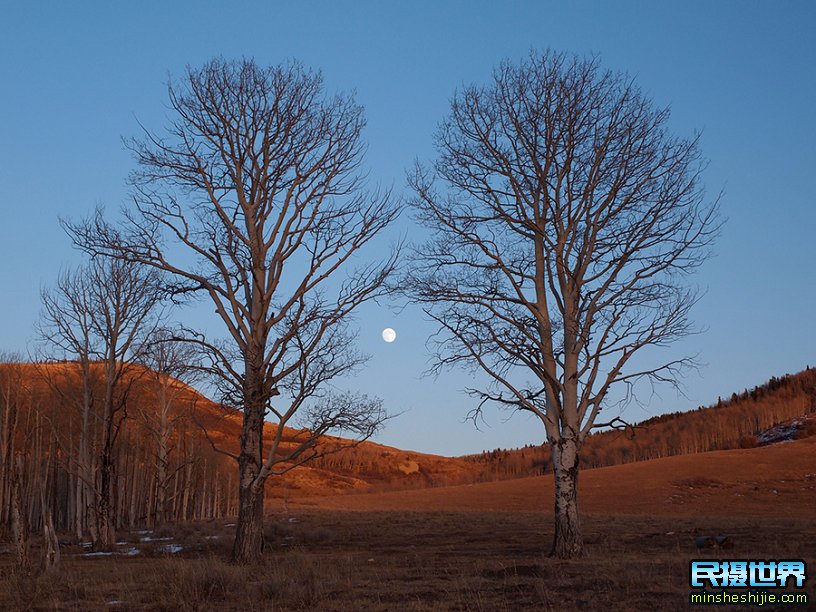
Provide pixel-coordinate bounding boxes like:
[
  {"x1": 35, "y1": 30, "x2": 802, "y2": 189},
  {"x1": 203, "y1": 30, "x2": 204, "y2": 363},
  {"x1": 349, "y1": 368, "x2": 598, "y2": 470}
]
[{"x1": 1, "y1": 2, "x2": 814, "y2": 455}]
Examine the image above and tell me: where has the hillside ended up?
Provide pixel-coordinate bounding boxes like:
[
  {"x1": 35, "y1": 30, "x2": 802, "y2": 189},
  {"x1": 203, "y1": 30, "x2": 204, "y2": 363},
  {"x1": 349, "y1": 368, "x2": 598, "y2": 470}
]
[
  {"x1": 463, "y1": 368, "x2": 816, "y2": 479},
  {"x1": 0, "y1": 361, "x2": 483, "y2": 537},
  {"x1": 295, "y1": 435, "x2": 816, "y2": 518},
  {"x1": 2, "y1": 361, "x2": 815, "y2": 538}
]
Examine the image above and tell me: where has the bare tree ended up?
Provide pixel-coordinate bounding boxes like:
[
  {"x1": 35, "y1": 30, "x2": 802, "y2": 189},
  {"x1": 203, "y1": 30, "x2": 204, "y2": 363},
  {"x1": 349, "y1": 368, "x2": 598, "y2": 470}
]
[
  {"x1": 38, "y1": 269, "x2": 98, "y2": 543},
  {"x1": 10, "y1": 455, "x2": 30, "y2": 574},
  {"x1": 0, "y1": 355, "x2": 24, "y2": 531},
  {"x1": 39, "y1": 441, "x2": 60, "y2": 573},
  {"x1": 65, "y1": 58, "x2": 399, "y2": 563},
  {"x1": 38, "y1": 258, "x2": 163, "y2": 549},
  {"x1": 137, "y1": 328, "x2": 200, "y2": 527},
  {"x1": 406, "y1": 51, "x2": 720, "y2": 558}
]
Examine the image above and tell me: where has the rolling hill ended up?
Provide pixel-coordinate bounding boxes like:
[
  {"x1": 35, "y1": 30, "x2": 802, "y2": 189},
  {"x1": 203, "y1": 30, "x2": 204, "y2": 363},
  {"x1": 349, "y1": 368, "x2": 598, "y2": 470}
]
[
  {"x1": 292, "y1": 435, "x2": 816, "y2": 518},
  {"x1": 2, "y1": 360, "x2": 814, "y2": 536}
]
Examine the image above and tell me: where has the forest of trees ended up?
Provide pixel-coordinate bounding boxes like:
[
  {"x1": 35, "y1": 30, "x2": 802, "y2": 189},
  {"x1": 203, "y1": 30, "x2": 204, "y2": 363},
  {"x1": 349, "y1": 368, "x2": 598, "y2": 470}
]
[{"x1": 0, "y1": 360, "x2": 235, "y2": 567}]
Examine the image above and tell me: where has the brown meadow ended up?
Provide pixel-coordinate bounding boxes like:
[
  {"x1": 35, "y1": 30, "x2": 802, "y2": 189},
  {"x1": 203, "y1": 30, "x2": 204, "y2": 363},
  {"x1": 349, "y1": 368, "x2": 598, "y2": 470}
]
[{"x1": 2, "y1": 435, "x2": 814, "y2": 610}]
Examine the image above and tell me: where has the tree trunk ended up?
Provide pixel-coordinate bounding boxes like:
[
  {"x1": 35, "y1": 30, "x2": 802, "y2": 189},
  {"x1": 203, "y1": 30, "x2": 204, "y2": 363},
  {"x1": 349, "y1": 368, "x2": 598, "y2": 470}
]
[
  {"x1": 231, "y1": 368, "x2": 266, "y2": 564},
  {"x1": 95, "y1": 451, "x2": 116, "y2": 550},
  {"x1": 550, "y1": 434, "x2": 583, "y2": 558},
  {"x1": 128, "y1": 444, "x2": 139, "y2": 527},
  {"x1": 94, "y1": 368, "x2": 118, "y2": 550},
  {"x1": 181, "y1": 454, "x2": 193, "y2": 521},
  {"x1": 40, "y1": 476, "x2": 60, "y2": 573},
  {"x1": 155, "y1": 379, "x2": 170, "y2": 526},
  {"x1": 1, "y1": 376, "x2": 19, "y2": 529},
  {"x1": 232, "y1": 481, "x2": 264, "y2": 564},
  {"x1": 155, "y1": 441, "x2": 168, "y2": 525},
  {"x1": 77, "y1": 357, "x2": 94, "y2": 542},
  {"x1": 11, "y1": 456, "x2": 30, "y2": 574}
]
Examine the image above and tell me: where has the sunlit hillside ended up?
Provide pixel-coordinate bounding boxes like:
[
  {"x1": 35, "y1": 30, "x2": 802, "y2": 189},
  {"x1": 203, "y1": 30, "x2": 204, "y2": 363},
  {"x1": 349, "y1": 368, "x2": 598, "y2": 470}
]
[
  {"x1": 464, "y1": 368, "x2": 816, "y2": 479},
  {"x1": 2, "y1": 361, "x2": 814, "y2": 538},
  {"x1": 300, "y1": 434, "x2": 816, "y2": 518}
]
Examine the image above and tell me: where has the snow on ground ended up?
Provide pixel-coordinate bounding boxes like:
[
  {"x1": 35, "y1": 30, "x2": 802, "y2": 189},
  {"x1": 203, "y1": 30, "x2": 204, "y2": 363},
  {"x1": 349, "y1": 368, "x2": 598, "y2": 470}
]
[
  {"x1": 757, "y1": 415, "x2": 812, "y2": 445},
  {"x1": 156, "y1": 543, "x2": 183, "y2": 554},
  {"x1": 81, "y1": 546, "x2": 140, "y2": 557}
]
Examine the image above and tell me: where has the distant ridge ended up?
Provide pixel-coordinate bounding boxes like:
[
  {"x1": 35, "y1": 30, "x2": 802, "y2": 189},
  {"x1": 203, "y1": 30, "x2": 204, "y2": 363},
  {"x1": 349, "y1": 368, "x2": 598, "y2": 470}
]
[{"x1": 462, "y1": 368, "x2": 816, "y2": 480}]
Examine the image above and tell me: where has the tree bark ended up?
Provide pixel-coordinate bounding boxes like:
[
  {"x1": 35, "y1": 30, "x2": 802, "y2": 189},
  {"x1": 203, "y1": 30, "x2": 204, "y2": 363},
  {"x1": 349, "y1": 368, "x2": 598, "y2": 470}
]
[
  {"x1": 231, "y1": 364, "x2": 266, "y2": 564},
  {"x1": 181, "y1": 452, "x2": 193, "y2": 521},
  {"x1": 95, "y1": 434, "x2": 116, "y2": 550},
  {"x1": 232, "y1": 480, "x2": 264, "y2": 564},
  {"x1": 550, "y1": 435, "x2": 583, "y2": 559},
  {"x1": 94, "y1": 359, "x2": 119, "y2": 550},
  {"x1": 154, "y1": 380, "x2": 170, "y2": 526},
  {"x1": 11, "y1": 455, "x2": 30, "y2": 574},
  {"x1": 78, "y1": 358, "x2": 94, "y2": 542},
  {"x1": 39, "y1": 475, "x2": 60, "y2": 573}
]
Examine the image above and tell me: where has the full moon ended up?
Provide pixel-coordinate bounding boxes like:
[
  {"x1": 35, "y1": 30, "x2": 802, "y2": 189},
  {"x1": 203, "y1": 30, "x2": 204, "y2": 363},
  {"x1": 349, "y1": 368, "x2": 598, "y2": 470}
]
[{"x1": 382, "y1": 328, "x2": 397, "y2": 343}]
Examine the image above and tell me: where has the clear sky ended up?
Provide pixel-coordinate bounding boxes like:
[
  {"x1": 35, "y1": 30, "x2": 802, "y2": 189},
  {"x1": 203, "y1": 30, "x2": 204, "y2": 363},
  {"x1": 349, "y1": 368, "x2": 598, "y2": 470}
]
[{"x1": 1, "y1": 1, "x2": 814, "y2": 456}]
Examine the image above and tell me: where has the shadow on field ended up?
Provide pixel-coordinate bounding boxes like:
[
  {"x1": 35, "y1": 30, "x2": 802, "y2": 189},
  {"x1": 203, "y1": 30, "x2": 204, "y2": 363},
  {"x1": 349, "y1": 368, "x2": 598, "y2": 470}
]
[{"x1": 1, "y1": 511, "x2": 813, "y2": 611}]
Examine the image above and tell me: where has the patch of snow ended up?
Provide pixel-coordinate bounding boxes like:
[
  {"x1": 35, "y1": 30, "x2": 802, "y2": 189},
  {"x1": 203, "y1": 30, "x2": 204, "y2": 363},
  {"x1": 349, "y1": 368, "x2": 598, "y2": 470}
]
[
  {"x1": 82, "y1": 546, "x2": 140, "y2": 557},
  {"x1": 140, "y1": 536, "x2": 173, "y2": 542},
  {"x1": 224, "y1": 523, "x2": 236, "y2": 527},
  {"x1": 757, "y1": 416, "x2": 811, "y2": 446},
  {"x1": 157, "y1": 543, "x2": 183, "y2": 554}
]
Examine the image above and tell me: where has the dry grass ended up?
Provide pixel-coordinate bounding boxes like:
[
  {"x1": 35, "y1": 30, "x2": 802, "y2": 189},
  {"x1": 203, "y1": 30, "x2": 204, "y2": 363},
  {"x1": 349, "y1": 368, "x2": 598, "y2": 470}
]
[
  {"x1": 2, "y1": 511, "x2": 813, "y2": 611},
  {"x1": 4, "y1": 440, "x2": 815, "y2": 609}
]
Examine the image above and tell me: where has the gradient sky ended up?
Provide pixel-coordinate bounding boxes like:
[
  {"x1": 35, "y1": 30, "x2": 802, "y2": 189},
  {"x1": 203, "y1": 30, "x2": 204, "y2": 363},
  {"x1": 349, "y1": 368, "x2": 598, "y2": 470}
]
[{"x1": 1, "y1": 2, "x2": 814, "y2": 456}]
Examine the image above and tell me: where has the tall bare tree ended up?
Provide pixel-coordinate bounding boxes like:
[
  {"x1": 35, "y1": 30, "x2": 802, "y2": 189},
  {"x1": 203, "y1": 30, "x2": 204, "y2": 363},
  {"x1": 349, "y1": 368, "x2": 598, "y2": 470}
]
[
  {"x1": 65, "y1": 58, "x2": 399, "y2": 563},
  {"x1": 38, "y1": 258, "x2": 163, "y2": 549},
  {"x1": 406, "y1": 51, "x2": 720, "y2": 558}
]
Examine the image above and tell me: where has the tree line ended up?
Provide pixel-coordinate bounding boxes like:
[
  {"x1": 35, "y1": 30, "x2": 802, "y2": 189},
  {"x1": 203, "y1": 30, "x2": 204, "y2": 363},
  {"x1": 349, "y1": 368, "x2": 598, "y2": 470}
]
[
  {"x1": 465, "y1": 368, "x2": 816, "y2": 477},
  {"x1": 0, "y1": 359, "x2": 236, "y2": 572}
]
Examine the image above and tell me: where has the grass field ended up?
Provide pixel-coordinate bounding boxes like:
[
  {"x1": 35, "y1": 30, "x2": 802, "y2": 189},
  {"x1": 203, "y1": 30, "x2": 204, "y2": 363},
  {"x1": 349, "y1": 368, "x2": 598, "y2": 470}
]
[
  {"x1": 2, "y1": 510, "x2": 814, "y2": 611},
  {"x1": 2, "y1": 437, "x2": 815, "y2": 610}
]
